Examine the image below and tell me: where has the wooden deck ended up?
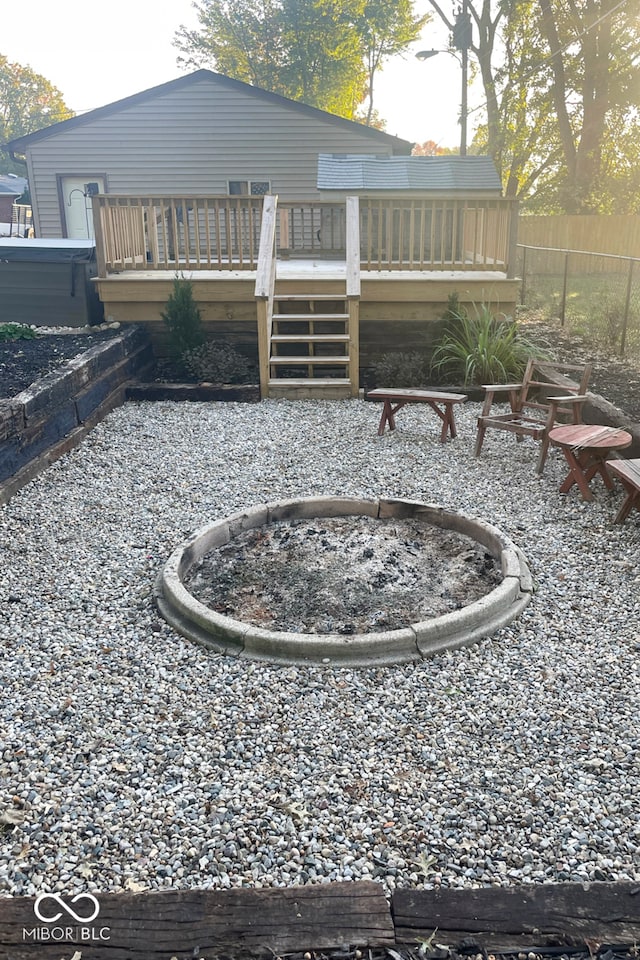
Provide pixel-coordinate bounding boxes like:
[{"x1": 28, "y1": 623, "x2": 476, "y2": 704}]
[
  {"x1": 96, "y1": 261, "x2": 519, "y2": 398},
  {"x1": 93, "y1": 193, "x2": 519, "y2": 398}
]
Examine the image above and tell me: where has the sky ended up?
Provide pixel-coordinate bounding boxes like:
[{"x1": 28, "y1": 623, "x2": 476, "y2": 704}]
[{"x1": 2, "y1": 0, "x2": 471, "y2": 150}]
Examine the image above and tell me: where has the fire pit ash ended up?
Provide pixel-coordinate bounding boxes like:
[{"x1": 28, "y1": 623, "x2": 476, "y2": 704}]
[
  {"x1": 184, "y1": 515, "x2": 504, "y2": 636},
  {"x1": 155, "y1": 497, "x2": 532, "y2": 666}
]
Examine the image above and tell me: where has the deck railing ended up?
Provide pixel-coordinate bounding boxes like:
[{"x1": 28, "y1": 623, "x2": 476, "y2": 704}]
[
  {"x1": 359, "y1": 196, "x2": 517, "y2": 272},
  {"x1": 277, "y1": 201, "x2": 346, "y2": 258},
  {"x1": 9, "y1": 203, "x2": 33, "y2": 237},
  {"x1": 92, "y1": 195, "x2": 265, "y2": 274},
  {"x1": 92, "y1": 194, "x2": 517, "y2": 276}
]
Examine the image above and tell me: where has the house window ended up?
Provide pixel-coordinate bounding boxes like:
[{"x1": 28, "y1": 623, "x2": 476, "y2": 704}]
[{"x1": 228, "y1": 180, "x2": 271, "y2": 196}]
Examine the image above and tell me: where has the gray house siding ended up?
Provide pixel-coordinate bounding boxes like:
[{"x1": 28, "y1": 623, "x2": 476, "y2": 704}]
[{"x1": 10, "y1": 72, "x2": 411, "y2": 238}]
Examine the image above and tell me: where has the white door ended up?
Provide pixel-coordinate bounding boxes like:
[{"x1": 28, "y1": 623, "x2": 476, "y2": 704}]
[{"x1": 61, "y1": 176, "x2": 105, "y2": 239}]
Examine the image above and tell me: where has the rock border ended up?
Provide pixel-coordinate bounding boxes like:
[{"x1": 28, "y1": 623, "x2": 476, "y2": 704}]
[{"x1": 155, "y1": 496, "x2": 532, "y2": 666}]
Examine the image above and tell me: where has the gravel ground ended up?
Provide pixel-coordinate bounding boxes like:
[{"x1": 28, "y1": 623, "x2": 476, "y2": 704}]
[{"x1": 0, "y1": 398, "x2": 639, "y2": 901}]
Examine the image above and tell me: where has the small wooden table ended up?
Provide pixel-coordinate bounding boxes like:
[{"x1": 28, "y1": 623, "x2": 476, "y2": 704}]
[
  {"x1": 548, "y1": 424, "x2": 633, "y2": 501},
  {"x1": 367, "y1": 388, "x2": 467, "y2": 442},
  {"x1": 607, "y1": 458, "x2": 640, "y2": 523}
]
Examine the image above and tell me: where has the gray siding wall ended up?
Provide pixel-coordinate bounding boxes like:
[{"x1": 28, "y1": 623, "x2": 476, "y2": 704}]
[{"x1": 26, "y1": 75, "x2": 401, "y2": 237}]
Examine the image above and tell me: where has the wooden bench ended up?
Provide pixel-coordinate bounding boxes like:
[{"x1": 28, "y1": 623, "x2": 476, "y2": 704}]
[
  {"x1": 367, "y1": 388, "x2": 467, "y2": 442},
  {"x1": 607, "y1": 458, "x2": 640, "y2": 523}
]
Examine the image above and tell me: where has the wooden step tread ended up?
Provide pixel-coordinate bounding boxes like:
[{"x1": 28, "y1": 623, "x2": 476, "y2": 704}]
[
  {"x1": 269, "y1": 356, "x2": 350, "y2": 365},
  {"x1": 271, "y1": 334, "x2": 350, "y2": 342},
  {"x1": 268, "y1": 378, "x2": 352, "y2": 386},
  {"x1": 274, "y1": 294, "x2": 347, "y2": 301},
  {"x1": 273, "y1": 313, "x2": 349, "y2": 321}
]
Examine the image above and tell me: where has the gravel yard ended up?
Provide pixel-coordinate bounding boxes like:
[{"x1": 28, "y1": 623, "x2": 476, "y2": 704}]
[{"x1": 0, "y1": 398, "x2": 639, "y2": 899}]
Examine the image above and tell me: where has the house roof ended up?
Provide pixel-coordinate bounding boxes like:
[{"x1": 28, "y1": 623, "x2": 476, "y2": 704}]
[
  {"x1": 317, "y1": 154, "x2": 502, "y2": 191},
  {"x1": 6, "y1": 70, "x2": 413, "y2": 155},
  {"x1": 0, "y1": 174, "x2": 27, "y2": 197}
]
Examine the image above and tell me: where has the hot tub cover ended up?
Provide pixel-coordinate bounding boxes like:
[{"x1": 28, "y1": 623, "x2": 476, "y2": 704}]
[{"x1": 0, "y1": 238, "x2": 96, "y2": 263}]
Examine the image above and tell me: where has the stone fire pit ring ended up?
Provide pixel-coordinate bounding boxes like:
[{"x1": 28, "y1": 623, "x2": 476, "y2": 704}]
[{"x1": 155, "y1": 497, "x2": 532, "y2": 666}]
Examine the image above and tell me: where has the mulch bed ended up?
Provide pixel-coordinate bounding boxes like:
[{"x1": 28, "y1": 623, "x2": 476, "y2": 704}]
[
  {"x1": 0, "y1": 328, "x2": 123, "y2": 399},
  {"x1": 517, "y1": 318, "x2": 640, "y2": 421}
]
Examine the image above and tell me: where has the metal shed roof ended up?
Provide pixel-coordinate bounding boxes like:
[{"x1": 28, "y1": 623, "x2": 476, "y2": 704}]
[{"x1": 317, "y1": 155, "x2": 502, "y2": 192}]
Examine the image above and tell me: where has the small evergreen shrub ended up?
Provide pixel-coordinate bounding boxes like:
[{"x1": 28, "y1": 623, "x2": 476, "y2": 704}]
[
  {"x1": 0, "y1": 323, "x2": 38, "y2": 342},
  {"x1": 443, "y1": 292, "x2": 467, "y2": 323},
  {"x1": 161, "y1": 276, "x2": 204, "y2": 358},
  {"x1": 182, "y1": 341, "x2": 254, "y2": 383},
  {"x1": 431, "y1": 304, "x2": 545, "y2": 386},
  {"x1": 371, "y1": 351, "x2": 430, "y2": 387}
]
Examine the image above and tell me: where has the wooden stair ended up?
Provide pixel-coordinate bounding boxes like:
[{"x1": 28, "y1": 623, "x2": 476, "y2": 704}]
[{"x1": 267, "y1": 293, "x2": 355, "y2": 399}]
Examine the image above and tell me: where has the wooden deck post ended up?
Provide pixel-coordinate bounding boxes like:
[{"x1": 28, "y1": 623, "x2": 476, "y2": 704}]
[
  {"x1": 91, "y1": 195, "x2": 107, "y2": 278},
  {"x1": 346, "y1": 196, "x2": 361, "y2": 397},
  {"x1": 255, "y1": 195, "x2": 278, "y2": 398}
]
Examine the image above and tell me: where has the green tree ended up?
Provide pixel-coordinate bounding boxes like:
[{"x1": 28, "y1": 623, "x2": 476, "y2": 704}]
[
  {"x1": 424, "y1": 0, "x2": 640, "y2": 212},
  {"x1": 175, "y1": 0, "x2": 366, "y2": 118},
  {"x1": 536, "y1": 0, "x2": 640, "y2": 213},
  {"x1": 161, "y1": 276, "x2": 205, "y2": 359},
  {"x1": 174, "y1": 0, "x2": 426, "y2": 123},
  {"x1": 470, "y1": 0, "x2": 561, "y2": 200},
  {"x1": 0, "y1": 55, "x2": 74, "y2": 174}
]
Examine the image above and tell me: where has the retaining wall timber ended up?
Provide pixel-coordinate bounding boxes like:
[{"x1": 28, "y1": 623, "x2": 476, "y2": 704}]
[
  {"x1": 584, "y1": 392, "x2": 640, "y2": 458},
  {"x1": 0, "y1": 326, "x2": 153, "y2": 504}
]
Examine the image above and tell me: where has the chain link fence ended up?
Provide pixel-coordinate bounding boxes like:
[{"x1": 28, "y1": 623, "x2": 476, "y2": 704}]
[{"x1": 516, "y1": 244, "x2": 640, "y2": 359}]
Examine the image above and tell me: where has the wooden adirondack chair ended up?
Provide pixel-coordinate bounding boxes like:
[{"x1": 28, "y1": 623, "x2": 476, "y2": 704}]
[{"x1": 474, "y1": 359, "x2": 593, "y2": 475}]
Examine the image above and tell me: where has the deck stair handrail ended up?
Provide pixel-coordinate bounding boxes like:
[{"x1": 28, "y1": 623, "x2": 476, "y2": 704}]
[
  {"x1": 345, "y1": 195, "x2": 360, "y2": 394},
  {"x1": 256, "y1": 195, "x2": 360, "y2": 400},
  {"x1": 92, "y1": 194, "x2": 265, "y2": 274},
  {"x1": 255, "y1": 195, "x2": 278, "y2": 396}
]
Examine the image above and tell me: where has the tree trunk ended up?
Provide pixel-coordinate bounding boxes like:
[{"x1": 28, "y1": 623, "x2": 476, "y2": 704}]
[{"x1": 538, "y1": 0, "x2": 611, "y2": 213}]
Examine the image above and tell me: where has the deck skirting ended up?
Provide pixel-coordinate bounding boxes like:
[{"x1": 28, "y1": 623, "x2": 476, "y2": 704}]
[{"x1": 96, "y1": 268, "x2": 519, "y2": 370}]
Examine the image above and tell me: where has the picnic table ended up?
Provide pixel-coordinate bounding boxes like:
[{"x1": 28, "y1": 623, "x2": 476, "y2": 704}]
[
  {"x1": 548, "y1": 424, "x2": 633, "y2": 501},
  {"x1": 367, "y1": 388, "x2": 467, "y2": 442}
]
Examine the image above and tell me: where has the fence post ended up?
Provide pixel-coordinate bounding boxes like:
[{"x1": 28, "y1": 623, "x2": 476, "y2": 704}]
[
  {"x1": 621, "y1": 258, "x2": 634, "y2": 358},
  {"x1": 560, "y1": 251, "x2": 569, "y2": 327},
  {"x1": 519, "y1": 245, "x2": 527, "y2": 305}
]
